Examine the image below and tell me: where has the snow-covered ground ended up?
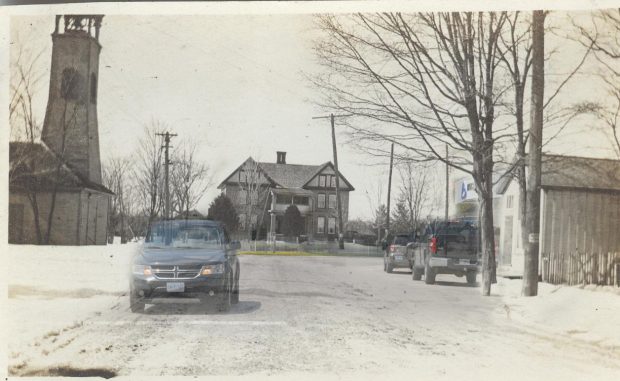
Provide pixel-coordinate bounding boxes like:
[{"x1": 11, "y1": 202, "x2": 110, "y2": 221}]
[
  {"x1": 3, "y1": 242, "x2": 620, "y2": 379},
  {"x1": 494, "y1": 277, "x2": 620, "y2": 349}
]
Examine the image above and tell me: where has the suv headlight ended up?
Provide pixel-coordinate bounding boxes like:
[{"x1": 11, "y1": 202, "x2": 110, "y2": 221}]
[
  {"x1": 133, "y1": 265, "x2": 152, "y2": 276},
  {"x1": 201, "y1": 263, "x2": 225, "y2": 275}
]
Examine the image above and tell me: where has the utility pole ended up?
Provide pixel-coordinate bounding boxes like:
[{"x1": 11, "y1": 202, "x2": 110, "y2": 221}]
[
  {"x1": 312, "y1": 113, "x2": 351, "y2": 250},
  {"x1": 523, "y1": 10, "x2": 545, "y2": 297},
  {"x1": 445, "y1": 144, "x2": 449, "y2": 221},
  {"x1": 386, "y1": 142, "x2": 395, "y2": 237},
  {"x1": 156, "y1": 131, "x2": 177, "y2": 220}
]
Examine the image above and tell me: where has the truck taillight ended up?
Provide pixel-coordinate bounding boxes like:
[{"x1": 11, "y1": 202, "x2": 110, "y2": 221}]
[{"x1": 430, "y1": 237, "x2": 437, "y2": 254}]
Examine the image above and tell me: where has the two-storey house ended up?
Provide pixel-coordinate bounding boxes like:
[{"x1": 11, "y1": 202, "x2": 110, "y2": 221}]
[{"x1": 217, "y1": 152, "x2": 354, "y2": 240}]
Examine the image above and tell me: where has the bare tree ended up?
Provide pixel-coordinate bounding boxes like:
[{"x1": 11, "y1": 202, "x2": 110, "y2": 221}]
[
  {"x1": 9, "y1": 44, "x2": 46, "y2": 243},
  {"x1": 396, "y1": 161, "x2": 434, "y2": 235},
  {"x1": 572, "y1": 10, "x2": 620, "y2": 157},
  {"x1": 314, "y1": 12, "x2": 510, "y2": 295},
  {"x1": 135, "y1": 121, "x2": 165, "y2": 234},
  {"x1": 43, "y1": 66, "x2": 81, "y2": 244},
  {"x1": 237, "y1": 158, "x2": 271, "y2": 240},
  {"x1": 103, "y1": 156, "x2": 134, "y2": 243},
  {"x1": 364, "y1": 180, "x2": 386, "y2": 242},
  {"x1": 170, "y1": 140, "x2": 212, "y2": 218}
]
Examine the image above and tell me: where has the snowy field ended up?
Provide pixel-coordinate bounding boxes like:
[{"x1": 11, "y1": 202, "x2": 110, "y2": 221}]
[{"x1": 3, "y1": 242, "x2": 620, "y2": 379}]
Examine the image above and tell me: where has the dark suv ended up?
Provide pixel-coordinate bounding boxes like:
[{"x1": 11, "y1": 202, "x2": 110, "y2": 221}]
[
  {"x1": 383, "y1": 234, "x2": 415, "y2": 273},
  {"x1": 411, "y1": 221, "x2": 480, "y2": 285},
  {"x1": 130, "y1": 219, "x2": 241, "y2": 313}
]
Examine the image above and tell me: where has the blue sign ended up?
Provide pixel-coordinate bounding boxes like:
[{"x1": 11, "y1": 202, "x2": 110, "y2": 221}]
[{"x1": 460, "y1": 182, "x2": 467, "y2": 201}]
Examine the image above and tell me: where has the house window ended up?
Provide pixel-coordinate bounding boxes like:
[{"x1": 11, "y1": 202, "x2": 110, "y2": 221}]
[
  {"x1": 319, "y1": 175, "x2": 326, "y2": 188},
  {"x1": 236, "y1": 191, "x2": 246, "y2": 205},
  {"x1": 328, "y1": 217, "x2": 336, "y2": 234},
  {"x1": 506, "y1": 195, "x2": 514, "y2": 209},
  {"x1": 330, "y1": 175, "x2": 336, "y2": 188},
  {"x1": 238, "y1": 169, "x2": 246, "y2": 183},
  {"x1": 61, "y1": 67, "x2": 80, "y2": 100},
  {"x1": 328, "y1": 194, "x2": 337, "y2": 209},
  {"x1": 318, "y1": 194, "x2": 326, "y2": 209},
  {"x1": 317, "y1": 217, "x2": 325, "y2": 234},
  {"x1": 276, "y1": 194, "x2": 292, "y2": 205},
  {"x1": 293, "y1": 196, "x2": 309, "y2": 206},
  {"x1": 239, "y1": 214, "x2": 246, "y2": 231}
]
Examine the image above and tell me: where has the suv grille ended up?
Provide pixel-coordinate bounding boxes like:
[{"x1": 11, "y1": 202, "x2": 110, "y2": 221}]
[{"x1": 151, "y1": 265, "x2": 202, "y2": 280}]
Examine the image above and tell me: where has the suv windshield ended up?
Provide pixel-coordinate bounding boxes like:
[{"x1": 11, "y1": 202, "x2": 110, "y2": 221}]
[
  {"x1": 393, "y1": 236, "x2": 410, "y2": 246},
  {"x1": 145, "y1": 221, "x2": 223, "y2": 249}
]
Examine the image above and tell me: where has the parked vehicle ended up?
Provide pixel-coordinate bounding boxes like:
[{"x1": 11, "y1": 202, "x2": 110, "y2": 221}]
[
  {"x1": 411, "y1": 221, "x2": 480, "y2": 285},
  {"x1": 130, "y1": 219, "x2": 240, "y2": 313},
  {"x1": 383, "y1": 233, "x2": 416, "y2": 273}
]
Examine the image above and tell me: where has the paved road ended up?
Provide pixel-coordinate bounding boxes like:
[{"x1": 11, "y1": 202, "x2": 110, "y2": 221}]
[{"x1": 8, "y1": 255, "x2": 620, "y2": 379}]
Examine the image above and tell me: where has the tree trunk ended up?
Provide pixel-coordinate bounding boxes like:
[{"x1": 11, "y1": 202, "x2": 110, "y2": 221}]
[{"x1": 479, "y1": 178, "x2": 497, "y2": 296}]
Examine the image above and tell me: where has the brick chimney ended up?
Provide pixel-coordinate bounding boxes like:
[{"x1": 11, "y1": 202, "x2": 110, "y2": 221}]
[{"x1": 276, "y1": 151, "x2": 286, "y2": 164}]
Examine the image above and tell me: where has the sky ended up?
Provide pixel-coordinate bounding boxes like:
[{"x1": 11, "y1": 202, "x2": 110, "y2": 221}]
[{"x1": 7, "y1": 10, "x2": 619, "y2": 220}]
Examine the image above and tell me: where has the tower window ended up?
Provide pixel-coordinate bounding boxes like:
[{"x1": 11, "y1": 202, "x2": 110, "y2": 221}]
[
  {"x1": 61, "y1": 68, "x2": 80, "y2": 100},
  {"x1": 90, "y1": 73, "x2": 97, "y2": 103}
]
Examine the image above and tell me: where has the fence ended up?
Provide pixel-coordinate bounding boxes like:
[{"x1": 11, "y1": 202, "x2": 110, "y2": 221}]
[
  {"x1": 239, "y1": 240, "x2": 383, "y2": 257},
  {"x1": 542, "y1": 251, "x2": 620, "y2": 287}
]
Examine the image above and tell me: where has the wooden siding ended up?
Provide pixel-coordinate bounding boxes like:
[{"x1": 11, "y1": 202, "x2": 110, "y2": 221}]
[
  {"x1": 540, "y1": 189, "x2": 620, "y2": 285},
  {"x1": 541, "y1": 189, "x2": 620, "y2": 255}
]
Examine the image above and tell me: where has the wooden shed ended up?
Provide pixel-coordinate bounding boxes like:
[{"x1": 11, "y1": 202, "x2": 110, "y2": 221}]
[{"x1": 497, "y1": 154, "x2": 620, "y2": 285}]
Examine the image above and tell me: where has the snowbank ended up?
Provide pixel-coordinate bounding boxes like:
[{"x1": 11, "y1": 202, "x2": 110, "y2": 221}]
[
  {"x1": 5, "y1": 242, "x2": 139, "y2": 366},
  {"x1": 494, "y1": 277, "x2": 620, "y2": 349},
  {"x1": 8, "y1": 241, "x2": 138, "y2": 293}
]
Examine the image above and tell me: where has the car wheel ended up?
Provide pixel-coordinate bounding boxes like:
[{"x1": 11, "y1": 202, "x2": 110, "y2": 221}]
[
  {"x1": 232, "y1": 268, "x2": 240, "y2": 305},
  {"x1": 466, "y1": 271, "x2": 477, "y2": 285},
  {"x1": 424, "y1": 260, "x2": 435, "y2": 284},
  {"x1": 129, "y1": 289, "x2": 145, "y2": 313},
  {"x1": 412, "y1": 267, "x2": 423, "y2": 281},
  {"x1": 218, "y1": 276, "x2": 232, "y2": 312}
]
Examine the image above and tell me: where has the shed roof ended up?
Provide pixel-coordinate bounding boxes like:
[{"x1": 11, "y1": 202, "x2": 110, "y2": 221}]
[
  {"x1": 541, "y1": 154, "x2": 620, "y2": 191},
  {"x1": 9, "y1": 141, "x2": 114, "y2": 195},
  {"x1": 496, "y1": 154, "x2": 620, "y2": 193}
]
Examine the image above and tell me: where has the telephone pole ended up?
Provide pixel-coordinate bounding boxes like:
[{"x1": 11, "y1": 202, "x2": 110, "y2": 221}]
[
  {"x1": 523, "y1": 10, "x2": 546, "y2": 297},
  {"x1": 386, "y1": 142, "x2": 395, "y2": 237},
  {"x1": 445, "y1": 144, "x2": 449, "y2": 221},
  {"x1": 312, "y1": 113, "x2": 351, "y2": 250},
  {"x1": 156, "y1": 131, "x2": 177, "y2": 220}
]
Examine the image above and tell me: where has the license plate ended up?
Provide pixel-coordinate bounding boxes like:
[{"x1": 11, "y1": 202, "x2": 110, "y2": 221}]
[
  {"x1": 395, "y1": 255, "x2": 403, "y2": 261},
  {"x1": 166, "y1": 282, "x2": 185, "y2": 293},
  {"x1": 459, "y1": 259, "x2": 471, "y2": 265}
]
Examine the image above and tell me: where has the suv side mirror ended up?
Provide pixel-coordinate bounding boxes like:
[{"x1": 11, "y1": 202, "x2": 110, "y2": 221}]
[{"x1": 230, "y1": 240, "x2": 241, "y2": 250}]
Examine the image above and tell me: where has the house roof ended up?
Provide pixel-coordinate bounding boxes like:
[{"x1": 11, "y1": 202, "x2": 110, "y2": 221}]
[
  {"x1": 496, "y1": 154, "x2": 620, "y2": 194},
  {"x1": 218, "y1": 157, "x2": 355, "y2": 191},
  {"x1": 9, "y1": 141, "x2": 114, "y2": 195},
  {"x1": 541, "y1": 154, "x2": 620, "y2": 191},
  {"x1": 257, "y1": 162, "x2": 324, "y2": 188}
]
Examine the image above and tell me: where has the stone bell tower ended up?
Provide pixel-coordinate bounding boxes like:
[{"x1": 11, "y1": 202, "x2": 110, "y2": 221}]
[{"x1": 41, "y1": 15, "x2": 104, "y2": 183}]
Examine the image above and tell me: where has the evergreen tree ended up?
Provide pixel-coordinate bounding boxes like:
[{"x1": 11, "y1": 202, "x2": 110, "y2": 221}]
[
  {"x1": 207, "y1": 194, "x2": 239, "y2": 233},
  {"x1": 281, "y1": 204, "x2": 304, "y2": 238},
  {"x1": 391, "y1": 194, "x2": 412, "y2": 233}
]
